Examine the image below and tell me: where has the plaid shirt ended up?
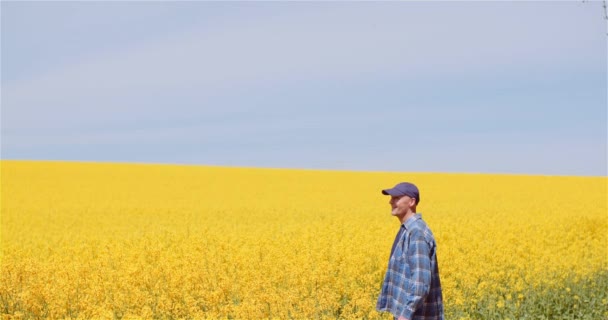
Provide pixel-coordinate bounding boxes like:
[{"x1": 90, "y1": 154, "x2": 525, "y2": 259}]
[{"x1": 376, "y1": 213, "x2": 444, "y2": 320}]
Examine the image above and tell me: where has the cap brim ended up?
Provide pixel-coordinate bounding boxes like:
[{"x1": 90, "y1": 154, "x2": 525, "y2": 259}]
[{"x1": 382, "y1": 188, "x2": 402, "y2": 196}]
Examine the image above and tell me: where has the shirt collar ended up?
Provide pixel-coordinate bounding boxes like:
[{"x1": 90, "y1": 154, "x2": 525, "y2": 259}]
[{"x1": 402, "y1": 213, "x2": 421, "y2": 231}]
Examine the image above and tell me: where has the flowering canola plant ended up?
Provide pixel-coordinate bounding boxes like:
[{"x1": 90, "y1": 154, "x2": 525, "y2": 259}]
[{"x1": 1, "y1": 161, "x2": 606, "y2": 319}]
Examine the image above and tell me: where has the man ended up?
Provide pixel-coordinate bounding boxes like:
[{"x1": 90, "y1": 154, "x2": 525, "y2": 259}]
[{"x1": 376, "y1": 182, "x2": 444, "y2": 320}]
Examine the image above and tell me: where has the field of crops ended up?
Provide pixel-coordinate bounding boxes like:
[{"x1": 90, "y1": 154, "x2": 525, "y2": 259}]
[{"x1": 1, "y1": 160, "x2": 606, "y2": 319}]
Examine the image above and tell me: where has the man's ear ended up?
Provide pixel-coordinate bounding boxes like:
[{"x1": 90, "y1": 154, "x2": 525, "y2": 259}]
[{"x1": 410, "y1": 197, "x2": 417, "y2": 207}]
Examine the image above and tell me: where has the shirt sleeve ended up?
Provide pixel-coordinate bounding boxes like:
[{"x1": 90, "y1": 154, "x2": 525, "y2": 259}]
[{"x1": 399, "y1": 230, "x2": 432, "y2": 319}]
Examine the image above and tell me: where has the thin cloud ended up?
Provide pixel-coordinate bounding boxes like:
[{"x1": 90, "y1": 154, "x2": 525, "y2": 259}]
[{"x1": 4, "y1": 2, "x2": 602, "y2": 131}]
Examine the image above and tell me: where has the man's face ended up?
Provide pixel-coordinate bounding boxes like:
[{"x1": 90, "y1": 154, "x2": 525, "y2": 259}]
[{"x1": 389, "y1": 195, "x2": 415, "y2": 217}]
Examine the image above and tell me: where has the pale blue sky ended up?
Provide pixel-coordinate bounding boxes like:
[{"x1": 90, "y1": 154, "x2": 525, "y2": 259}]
[{"x1": 2, "y1": 1, "x2": 606, "y2": 176}]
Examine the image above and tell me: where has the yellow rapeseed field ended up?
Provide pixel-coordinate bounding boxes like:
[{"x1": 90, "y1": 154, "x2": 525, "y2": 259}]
[{"x1": 1, "y1": 160, "x2": 607, "y2": 319}]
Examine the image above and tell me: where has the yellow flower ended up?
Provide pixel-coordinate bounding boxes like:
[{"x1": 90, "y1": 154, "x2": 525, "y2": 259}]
[{"x1": 497, "y1": 300, "x2": 505, "y2": 309}]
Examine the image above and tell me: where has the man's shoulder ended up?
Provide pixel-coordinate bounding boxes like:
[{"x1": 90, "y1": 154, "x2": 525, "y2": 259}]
[
  {"x1": 410, "y1": 216, "x2": 436, "y2": 241},
  {"x1": 410, "y1": 214, "x2": 429, "y2": 229}
]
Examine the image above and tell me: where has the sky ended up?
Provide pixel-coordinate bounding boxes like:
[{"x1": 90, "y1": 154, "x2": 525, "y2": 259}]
[{"x1": 1, "y1": 1, "x2": 606, "y2": 176}]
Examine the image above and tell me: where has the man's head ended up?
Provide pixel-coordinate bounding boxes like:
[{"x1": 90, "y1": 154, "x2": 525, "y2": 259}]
[{"x1": 381, "y1": 182, "x2": 420, "y2": 217}]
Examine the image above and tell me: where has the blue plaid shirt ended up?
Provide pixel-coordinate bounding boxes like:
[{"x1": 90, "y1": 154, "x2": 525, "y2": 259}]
[{"x1": 377, "y1": 213, "x2": 444, "y2": 320}]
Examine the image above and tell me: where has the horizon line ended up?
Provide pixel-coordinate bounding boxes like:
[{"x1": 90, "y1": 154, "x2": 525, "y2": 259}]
[{"x1": 1, "y1": 158, "x2": 606, "y2": 178}]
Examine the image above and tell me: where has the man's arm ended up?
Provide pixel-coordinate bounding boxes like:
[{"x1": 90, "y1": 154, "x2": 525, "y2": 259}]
[{"x1": 398, "y1": 230, "x2": 432, "y2": 320}]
